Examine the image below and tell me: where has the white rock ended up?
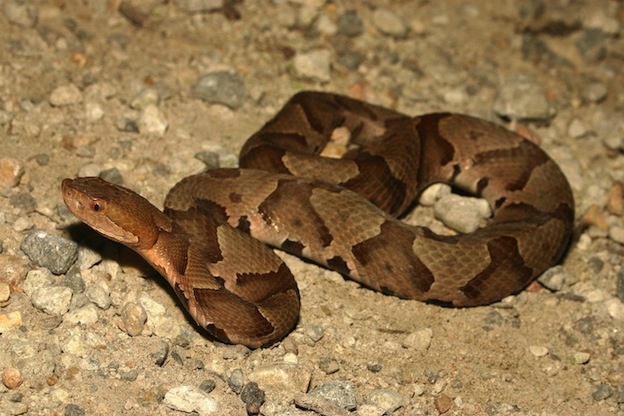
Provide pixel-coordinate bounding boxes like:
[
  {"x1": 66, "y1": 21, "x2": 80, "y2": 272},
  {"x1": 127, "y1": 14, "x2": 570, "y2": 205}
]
[
  {"x1": 138, "y1": 104, "x2": 168, "y2": 134},
  {"x1": 163, "y1": 385, "x2": 219, "y2": 415},
  {"x1": 402, "y1": 328, "x2": 433, "y2": 352},
  {"x1": 49, "y1": 84, "x2": 83, "y2": 107},
  {"x1": 64, "y1": 303, "x2": 100, "y2": 326},
  {"x1": 434, "y1": 194, "x2": 491, "y2": 233},
  {"x1": 528, "y1": 345, "x2": 549, "y2": 357},
  {"x1": 293, "y1": 49, "x2": 332, "y2": 82},
  {"x1": 31, "y1": 286, "x2": 73, "y2": 315}
]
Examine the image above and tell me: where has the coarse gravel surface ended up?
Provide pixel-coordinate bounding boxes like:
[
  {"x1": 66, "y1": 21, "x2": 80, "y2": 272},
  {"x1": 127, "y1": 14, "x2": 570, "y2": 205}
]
[{"x1": 1, "y1": 1, "x2": 623, "y2": 415}]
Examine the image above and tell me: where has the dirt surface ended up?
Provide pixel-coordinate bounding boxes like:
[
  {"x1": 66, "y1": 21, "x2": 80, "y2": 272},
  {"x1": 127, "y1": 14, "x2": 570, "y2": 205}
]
[{"x1": 1, "y1": 1, "x2": 623, "y2": 415}]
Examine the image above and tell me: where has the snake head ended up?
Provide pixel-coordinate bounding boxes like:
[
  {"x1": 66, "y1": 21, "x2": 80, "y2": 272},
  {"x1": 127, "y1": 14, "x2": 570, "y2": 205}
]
[{"x1": 62, "y1": 177, "x2": 173, "y2": 250}]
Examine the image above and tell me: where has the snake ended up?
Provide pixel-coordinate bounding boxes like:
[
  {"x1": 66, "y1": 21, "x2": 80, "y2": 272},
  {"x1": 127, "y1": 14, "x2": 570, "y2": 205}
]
[{"x1": 62, "y1": 91, "x2": 575, "y2": 348}]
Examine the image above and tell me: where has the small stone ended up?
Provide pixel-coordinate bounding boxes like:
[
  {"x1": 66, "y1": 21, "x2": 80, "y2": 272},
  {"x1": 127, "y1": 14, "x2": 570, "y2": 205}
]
[
  {"x1": 4, "y1": 2, "x2": 38, "y2": 27},
  {"x1": 607, "y1": 183, "x2": 623, "y2": 216},
  {"x1": 0, "y1": 281, "x2": 10, "y2": 302},
  {"x1": 0, "y1": 254, "x2": 30, "y2": 287},
  {"x1": 434, "y1": 194, "x2": 491, "y2": 233},
  {"x1": 336, "y1": 11, "x2": 363, "y2": 37},
  {"x1": 0, "y1": 157, "x2": 25, "y2": 188},
  {"x1": 419, "y1": 183, "x2": 451, "y2": 206},
  {"x1": 228, "y1": 368, "x2": 245, "y2": 394},
  {"x1": 22, "y1": 269, "x2": 54, "y2": 297},
  {"x1": 305, "y1": 324, "x2": 325, "y2": 342},
  {"x1": 366, "y1": 389, "x2": 404, "y2": 413},
  {"x1": 493, "y1": 74, "x2": 554, "y2": 121},
  {"x1": 309, "y1": 380, "x2": 356, "y2": 411},
  {"x1": 581, "y1": 82, "x2": 608, "y2": 103},
  {"x1": 538, "y1": 265, "x2": 573, "y2": 291},
  {"x1": 319, "y1": 357, "x2": 340, "y2": 374},
  {"x1": 20, "y1": 230, "x2": 78, "y2": 275},
  {"x1": 49, "y1": 84, "x2": 83, "y2": 107},
  {"x1": 31, "y1": 286, "x2": 73, "y2": 315},
  {"x1": 372, "y1": 8, "x2": 408, "y2": 39},
  {"x1": 572, "y1": 352, "x2": 591, "y2": 364},
  {"x1": 292, "y1": 49, "x2": 332, "y2": 83},
  {"x1": 2, "y1": 368, "x2": 23, "y2": 389},
  {"x1": 402, "y1": 328, "x2": 433, "y2": 352},
  {"x1": 151, "y1": 341, "x2": 170, "y2": 367},
  {"x1": 64, "y1": 403, "x2": 86, "y2": 416},
  {"x1": 606, "y1": 298, "x2": 624, "y2": 321},
  {"x1": 85, "y1": 101, "x2": 104, "y2": 121},
  {"x1": 85, "y1": 284, "x2": 111, "y2": 310},
  {"x1": 130, "y1": 88, "x2": 160, "y2": 110},
  {"x1": 163, "y1": 385, "x2": 219, "y2": 414},
  {"x1": 64, "y1": 303, "x2": 100, "y2": 326},
  {"x1": 592, "y1": 383, "x2": 613, "y2": 401},
  {"x1": 434, "y1": 393, "x2": 453, "y2": 413},
  {"x1": 568, "y1": 117, "x2": 588, "y2": 138},
  {"x1": 191, "y1": 71, "x2": 246, "y2": 109},
  {"x1": 249, "y1": 363, "x2": 312, "y2": 393},
  {"x1": 529, "y1": 345, "x2": 549, "y2": 357},
  {"x1": 609, "y1": 225, "x2": 624, "y2": 245},
  {"x1": 120, "y1": 302, "x2": 147, "y2": 336},
  {"x1": 199, "y1": 379, "x2": 216, "y2": 393},
  {"x1": 576, "y1": 29, "x2": 606, "y2": 63},
  {"x1": 0, "y1": 311, "x2": 23, "y2": 331},
  {"x1": 138, "y1": 105, "x2": 168, "y2": 134},
  {"x1": 240, "y1": 382, "x2": 265, "y2": 415}
]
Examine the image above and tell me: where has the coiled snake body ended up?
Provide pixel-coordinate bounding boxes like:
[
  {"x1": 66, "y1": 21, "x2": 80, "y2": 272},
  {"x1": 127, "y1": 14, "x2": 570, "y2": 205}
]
[{"x1": 62, "y1": 92, "x2": 574, "y2": 347}]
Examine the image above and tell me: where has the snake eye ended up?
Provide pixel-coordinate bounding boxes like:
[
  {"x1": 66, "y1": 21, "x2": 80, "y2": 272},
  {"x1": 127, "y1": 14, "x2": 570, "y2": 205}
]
[{"x1": 91, "y1": 201, "x2": 102, "y2": 212}]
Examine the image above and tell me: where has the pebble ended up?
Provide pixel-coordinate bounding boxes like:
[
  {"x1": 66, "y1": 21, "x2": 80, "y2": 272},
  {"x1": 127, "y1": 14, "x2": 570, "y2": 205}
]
[
  {"x1": 0, "y1": 311, "x2": 23, "y2": 331},
  {"x1": 419, "y1": 183, "x2": 452, "y2": 206},
  {"x1": 163, "y1": 385, "x2": 219, "y2": 415},
  {"x1": 0, "y1": 157, "x2": 25, "y2": 188},
  {"x1": 120, "y1": 302, "x2": 147, "y2": 336},
  {"x1": 63, "y1": 331, "x2": 107, "y2": 356},
  {"x1": 573, "y1": 352, "x2": 591, "y2": 365},
  {"x1": 248, "y1": 362, "x2": 312, "y2": 393},
  {"x1": 21, "y1": 269, "x2": 55, "y2": 296},
  {"x1": 64, "y1": 303, "x2": 100, "y2": 326},
  {"x1": 305, "y1": 324, "x2": 325, "y2": 342},
  {"x1": 240, "y1": 382, "x2": 265, "y2": 414},
  {"x1": 0, "y1": 254, "x2": 30, "y2": 287},
  {"x1": 84, "y1": 101, "x2": 104, "y2": 121},
  {"x1": 151, "y1": 341, "x2": 170, "y2": 367},
  {"x1": 85, "y1": 283, "x2": 111, "y2": 310},
  {"x1": 9, "y1": 192, "x2": 36, "y2": 212},
  {"x1": 366, "y1": 389, "x2": 404, "y2": 413},
  {"x1": 318, "y1": 356, "x2": 340, "y2": 374},
  {"x1": 336, "y1": 11, "x2": 363, "y2": 37},
  {"x1": 309, "y1": 380, "x2": 357, "y2": 411},
  {"x1": 592, "y1": 383, "x2": 613, "y2": 401},
  {"x1": 20, "y1": 230, "x2": 78, "y2": 275},
  {"x1": 228, "y1": 368, "x2": 245, "y2": 394},
  {"x1": 581, "y1": 82, "x2": 608, "y2": 103},
  {"x1": 130, "y1": 88, "x2": 160, "y2": 110},
  {"x1": 49, "y1": 83, "x2": 83, "y2": 107},
  {"x1": 2, "y1": 368, "x2": 23, "y2": 389},
  {"x1": 191, "y1": 71, "x2": 246, "y2": 109},
  {"x1": 528, "y1": 345, "x2": 549, "y2": 357},
  {"x1": 402, "y1": 328, "x2": 433, "y2": 352},
  {"x1": 568, "y1": 117, "x2": 588, "y2": 138},
  {"x1": 3, "y1": 1, "x2": 38, "y2": 27},
  {"x1": 576, "y1": 28, "x2": 606, "y2": 63},
  {"x1": 493, "y1": 75, "x2": 554, "y2": 121},
  {"x1": 31, "y1": 286, "x2": 73, "y2": 316},
  {"x1": 292, "y1": 49, "x2": 332, "y2": 82},
  {"x1": 137, "y1": 104, "x2": 168, "y2": 134},
  {"x1": 372, "y1": 8, "x2": 409, "y2": 38},
  {"x1": 434, "y1": 194, "x2": 491, "y2": 233},
  {"x1": 606, "y1": 298, "x2": 624, "y2": 321},
  {"x1": 537, "y1": 265, "x2": 574, "y2": 291},
  {"x1": 608, "y1": 225, "x2": 624, "y2": 245},
  {"x1": 0, "y1": 281, "x2": 10, "y2": 302},
  {"x1": 434, "y1": 393, "x2": 453, "y2": 413}
]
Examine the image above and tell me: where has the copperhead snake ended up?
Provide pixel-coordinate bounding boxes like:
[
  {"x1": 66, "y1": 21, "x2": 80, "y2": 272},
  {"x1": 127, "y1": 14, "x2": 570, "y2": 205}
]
[{"x1": 62, "y1": 91, "x2": 574, "y2": 348}]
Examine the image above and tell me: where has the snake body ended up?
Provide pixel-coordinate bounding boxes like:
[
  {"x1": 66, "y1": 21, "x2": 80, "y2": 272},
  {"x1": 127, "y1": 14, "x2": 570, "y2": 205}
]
[{"x1": 62, "y1": 91, "x2": 574, "y2": 347}]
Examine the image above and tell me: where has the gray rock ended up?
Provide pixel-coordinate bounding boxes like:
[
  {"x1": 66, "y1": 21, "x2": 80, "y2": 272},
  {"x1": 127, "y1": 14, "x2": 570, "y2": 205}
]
[
  {"x1": 617, "y1": 269, "x2": 624, "y2": 302},
  {"x1": 310, "y1": 380, "x2": 357, "y2": 411},
  {"x1": 20, "y1": 230, "x2": 78, "y2": 275},
  {"x1": 576, "y1": 29, "x2": 606, "y2": 63},
  {"x1": 336, "y1": 11, "x2": 363, "y2": 37},
  {"x1": 592, "y1": 383, "x2": 613, "y2": 401},
  {"x1": 120, "y1": 302, "x2": 147, "y2": 336},
  {"x1": 240, "y1": 382, "x2": 265, "y2": 414},
  {"x1": 538, "y1": 265, "x2": 574, "y2": 291},
  {"x1": 228, "y1": 368, "x2": 245, "y2": 394},
  {"x1": 163, "y1": 385, "x2": 219, "y2": 415},
  {"x1": 31, "y1": 286, "x2": 73, "y2": 316},
  {"x1": 493, "y1": 75, "x2": 554, "y2": 121},
  {"x1": 191, "y1": 71, "x2": 245, "y2": 109},
  {"x1": 85, "y1": 284, "x2": 111, "y2": 310},
  {"x1": 64, "y1": 303, "x2": 100, "y2": 326}
]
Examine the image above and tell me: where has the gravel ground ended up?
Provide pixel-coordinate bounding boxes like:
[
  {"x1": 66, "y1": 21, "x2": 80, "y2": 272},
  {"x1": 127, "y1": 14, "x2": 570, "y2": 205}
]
[{"x1": 1, "y1": 1, "x2": 624, "y2": 415}]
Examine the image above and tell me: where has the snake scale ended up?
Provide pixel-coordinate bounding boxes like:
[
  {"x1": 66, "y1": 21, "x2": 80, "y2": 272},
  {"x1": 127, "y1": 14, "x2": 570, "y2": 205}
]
[{"x1": 62, "y1": 91, "x2": 574, "y2": 348}]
